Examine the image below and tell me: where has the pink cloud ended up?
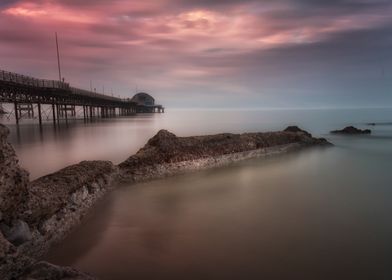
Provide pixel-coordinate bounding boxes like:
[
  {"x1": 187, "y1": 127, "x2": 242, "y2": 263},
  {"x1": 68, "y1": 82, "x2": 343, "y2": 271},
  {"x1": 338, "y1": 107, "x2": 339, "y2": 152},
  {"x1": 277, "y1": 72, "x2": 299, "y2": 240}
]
[{"x1": 1, "y1": 0, "x2": 392, "y2": 107}]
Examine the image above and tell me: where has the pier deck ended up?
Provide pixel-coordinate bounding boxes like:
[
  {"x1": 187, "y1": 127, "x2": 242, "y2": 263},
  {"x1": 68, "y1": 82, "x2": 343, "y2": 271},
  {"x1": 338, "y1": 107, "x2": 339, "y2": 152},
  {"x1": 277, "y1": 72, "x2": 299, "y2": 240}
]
[{"x1": 0, "y1": 69, "x2": 164, "y2": 125}]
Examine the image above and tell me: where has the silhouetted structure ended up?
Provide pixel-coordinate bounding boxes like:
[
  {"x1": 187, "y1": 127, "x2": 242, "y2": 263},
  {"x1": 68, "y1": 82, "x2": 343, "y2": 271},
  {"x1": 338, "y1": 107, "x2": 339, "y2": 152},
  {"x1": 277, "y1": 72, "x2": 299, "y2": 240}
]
[
  {"x1": 131, "y1": 92, "x2": 164, "y2": 113},
  {"x1": 0, "y1": 69, "x2": 164, "y2": 125}
]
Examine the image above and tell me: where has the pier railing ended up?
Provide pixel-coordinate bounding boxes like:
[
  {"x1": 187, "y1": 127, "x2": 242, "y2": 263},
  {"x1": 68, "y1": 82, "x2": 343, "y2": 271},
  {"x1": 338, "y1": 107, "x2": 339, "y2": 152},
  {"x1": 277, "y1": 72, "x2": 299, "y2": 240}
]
[
  {"x1": 0, "y1": 69, "x2": 131, "y2": 102},
  {"x1": 69, "y1": 87, "x2": 123, "y2": 102},
  {"x1": 0, "y1": 69, "x2": 69, "y2": 89}
]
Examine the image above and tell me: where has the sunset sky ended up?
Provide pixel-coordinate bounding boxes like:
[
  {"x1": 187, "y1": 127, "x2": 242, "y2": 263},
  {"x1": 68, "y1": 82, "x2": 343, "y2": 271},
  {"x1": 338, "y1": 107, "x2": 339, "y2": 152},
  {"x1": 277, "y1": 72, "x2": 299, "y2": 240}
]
[{"x1": 1, "y1": 0, "x2": 391, "y2": 108}]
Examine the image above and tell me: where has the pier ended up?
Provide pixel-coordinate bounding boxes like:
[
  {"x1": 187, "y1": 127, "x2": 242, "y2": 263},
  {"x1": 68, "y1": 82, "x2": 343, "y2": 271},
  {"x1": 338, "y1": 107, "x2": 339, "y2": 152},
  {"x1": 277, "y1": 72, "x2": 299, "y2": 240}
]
[{"x1": 0, "y1": 69, "x2": 164, "y2": 125}]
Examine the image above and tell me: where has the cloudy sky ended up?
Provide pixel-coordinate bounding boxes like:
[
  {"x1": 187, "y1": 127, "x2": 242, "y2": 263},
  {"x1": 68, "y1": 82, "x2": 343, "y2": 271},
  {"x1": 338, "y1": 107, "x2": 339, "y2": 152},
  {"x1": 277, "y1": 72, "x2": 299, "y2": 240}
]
[{"x1": 1, "y1": 0, "x2": 392, "y2": 108}]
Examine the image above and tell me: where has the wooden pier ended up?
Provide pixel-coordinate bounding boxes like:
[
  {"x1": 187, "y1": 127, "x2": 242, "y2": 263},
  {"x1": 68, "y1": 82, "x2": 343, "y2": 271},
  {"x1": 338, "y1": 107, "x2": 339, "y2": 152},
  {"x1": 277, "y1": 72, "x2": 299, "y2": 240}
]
[{"x1": 0, "y1": 69, "x2": 164, "y2": 125}]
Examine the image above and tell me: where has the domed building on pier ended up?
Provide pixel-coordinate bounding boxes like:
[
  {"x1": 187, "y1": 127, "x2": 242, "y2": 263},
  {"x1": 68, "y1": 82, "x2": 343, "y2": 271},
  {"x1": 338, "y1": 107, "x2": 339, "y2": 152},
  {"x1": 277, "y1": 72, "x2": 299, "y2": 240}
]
[
  {"x1": 130, "y1": 92, "x2": 155, "y2": 106},
  {"x1": 130, "y1": 92, "x2": 164, "y2": 113}
]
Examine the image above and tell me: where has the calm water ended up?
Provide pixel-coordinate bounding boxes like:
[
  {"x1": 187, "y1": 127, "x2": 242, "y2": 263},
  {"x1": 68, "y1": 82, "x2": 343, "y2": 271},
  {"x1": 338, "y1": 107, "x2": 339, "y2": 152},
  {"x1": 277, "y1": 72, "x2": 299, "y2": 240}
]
[{"x1": 2, "y1": 108, "x2": 392, "y2": 279}]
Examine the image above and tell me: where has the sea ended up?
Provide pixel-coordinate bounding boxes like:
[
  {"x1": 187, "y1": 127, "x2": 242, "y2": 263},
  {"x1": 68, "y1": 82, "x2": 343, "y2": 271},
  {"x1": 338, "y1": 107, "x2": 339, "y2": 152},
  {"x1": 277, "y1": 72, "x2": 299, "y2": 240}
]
[{"x1": 2, "y1": 108, "x2": 392, "y2": 280}]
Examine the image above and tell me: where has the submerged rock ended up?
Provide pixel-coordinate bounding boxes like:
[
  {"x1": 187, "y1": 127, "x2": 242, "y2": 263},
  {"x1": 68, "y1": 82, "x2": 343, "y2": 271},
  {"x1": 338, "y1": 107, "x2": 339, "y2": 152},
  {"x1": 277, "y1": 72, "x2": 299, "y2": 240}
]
[{"x1": 331, "y1": 126, "x2": 371, "y2": 135}]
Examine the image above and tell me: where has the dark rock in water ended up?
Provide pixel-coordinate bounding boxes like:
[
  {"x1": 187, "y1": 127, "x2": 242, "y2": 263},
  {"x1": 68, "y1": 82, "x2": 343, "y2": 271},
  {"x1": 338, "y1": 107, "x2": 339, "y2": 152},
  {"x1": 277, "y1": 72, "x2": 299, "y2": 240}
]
[
  {"x1": 367, "y1": 123, "x2": 376, "y2": 126},
  {"x1": 20, "y1": 261, "x2": 96, "y2": 280},
  {"x1": 1, "y1": 220, "x2": 32, "y2": 246},
  {"x1": 331, "y1": 126, "x2": 371, "y2": 135}
]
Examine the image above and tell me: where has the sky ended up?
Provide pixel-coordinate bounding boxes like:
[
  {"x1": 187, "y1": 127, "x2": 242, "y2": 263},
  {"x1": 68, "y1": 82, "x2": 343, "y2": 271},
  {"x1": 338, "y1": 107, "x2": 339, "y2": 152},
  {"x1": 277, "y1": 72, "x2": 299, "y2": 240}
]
[{"x1": 1, "y1": 0, "x2": 392, "y2": 108}]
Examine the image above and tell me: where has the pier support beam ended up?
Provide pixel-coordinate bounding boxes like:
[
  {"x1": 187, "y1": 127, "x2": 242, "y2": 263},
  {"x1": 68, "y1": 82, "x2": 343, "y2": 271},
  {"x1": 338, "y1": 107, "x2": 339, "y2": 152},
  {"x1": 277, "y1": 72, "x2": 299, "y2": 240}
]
[
  {"x1": 38, "y1": 102, "x2": 42, "y2": 126},
  {"x1": 14, "y1": 102, "x2": 19, "y2": 124},
  {"x1": 64, "y1": 105, "x2": 68, "y2": 123},
  {"x1": 52, "y1": 103, "x2": 56, "y2": 124},
  {"x1": 56, "y1": 104, "x2": 60, "y2": 123}
]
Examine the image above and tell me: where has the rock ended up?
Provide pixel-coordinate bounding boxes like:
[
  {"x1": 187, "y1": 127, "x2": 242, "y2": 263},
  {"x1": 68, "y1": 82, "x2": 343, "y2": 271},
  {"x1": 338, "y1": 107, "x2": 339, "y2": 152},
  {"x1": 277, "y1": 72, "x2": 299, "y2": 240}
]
[
  {"x1": 26, "y1": 161, "x2": 117, "y2": 225},
  {"x1": 0, "y1": 124, "x2": 333, "y2": 279},
  {"x1": 119, "y1": 128, "x2": 332, "y2": 181},
  {"x1": 0, "y1": 124, "x2": 103, "y2": 279},
  {"x1": 0, "y1": 230, "x2": 12, "y2": 259},
  {"x1": 284, "y1": 126, "x2": 312, "y2": 137},
  {"x1": 0, "y1": 124, "x2": 30, "y2": 223},
  {"x1": 0, "y1": 230, "x2": 35, "y2": 280},
  {"x1": 331, "y1": 126, "x2": 371, "y2": 135},
  {"x1": 1, "y1": 220, "x2": 32, "y2": 246},
  {"x1": 20, "y1": 261, "x2": 96, "y2": 280}
]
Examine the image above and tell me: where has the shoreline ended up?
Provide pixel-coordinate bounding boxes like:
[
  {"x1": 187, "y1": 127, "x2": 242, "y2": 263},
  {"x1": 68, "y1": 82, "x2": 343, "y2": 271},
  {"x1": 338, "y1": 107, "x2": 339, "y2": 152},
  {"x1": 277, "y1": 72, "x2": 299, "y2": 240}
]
[{"x1": 0, "y1": 125, "x2": 331, "y2": 279}]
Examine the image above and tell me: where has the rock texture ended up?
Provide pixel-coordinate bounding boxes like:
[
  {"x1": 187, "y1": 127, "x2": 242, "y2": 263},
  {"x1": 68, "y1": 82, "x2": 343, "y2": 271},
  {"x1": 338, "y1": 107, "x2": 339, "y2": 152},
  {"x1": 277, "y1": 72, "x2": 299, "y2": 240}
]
[
  {"x1": 331, "y1": 126, "x2": 371, "y2": 135},
  {"x1": 20, "y1": 161, "x2": 118, "y2": 258},
  {"x1": 0, "y1": 125, "x2": 29, "y2": 224},
  {"x1": 26, "y1": 161, "x2": 116, "y2": 225},
  {"x1": 119, "y1": 127, "x2": 330, "y2": 182},
  {"x1": 19, "y1": 261, "x2": 96, "y2": 280},
  {"x1": 0, "y1": 125, "x2": 35, "y2": 279},
  {"x1": 0, "y1": 124, "x2": 108, "y2": 279},
  {"x1": 0, "y1": 124, "x2": 331, "y2": 279},
  {"x1": 0, "y1": 230, "x2": 34, "y2": 280}
]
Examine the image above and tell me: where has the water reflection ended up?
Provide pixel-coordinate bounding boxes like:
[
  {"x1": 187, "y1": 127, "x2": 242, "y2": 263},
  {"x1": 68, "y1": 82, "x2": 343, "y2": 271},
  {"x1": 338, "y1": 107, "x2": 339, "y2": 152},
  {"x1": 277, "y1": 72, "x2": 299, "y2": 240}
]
[
  {"x1": 2, "y1": 108, "x2": 392, "y2": 179},
  {"x1": 4, "y1": 115, "x2": 164, "y2": 179}
]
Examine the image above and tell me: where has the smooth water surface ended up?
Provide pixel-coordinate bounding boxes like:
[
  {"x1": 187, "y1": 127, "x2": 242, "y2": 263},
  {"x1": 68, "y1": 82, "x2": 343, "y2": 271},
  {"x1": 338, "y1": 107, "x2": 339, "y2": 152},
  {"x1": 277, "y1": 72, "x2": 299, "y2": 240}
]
[
  {"x1": 2, "y1": 108, "x2": 392, "y2": 279},
  {"x1": 2, "y1": 108, "x2": 392, "y2": 179},
  {"x1": 44, "y1": 128, "x2": 392, "y2": 280}
]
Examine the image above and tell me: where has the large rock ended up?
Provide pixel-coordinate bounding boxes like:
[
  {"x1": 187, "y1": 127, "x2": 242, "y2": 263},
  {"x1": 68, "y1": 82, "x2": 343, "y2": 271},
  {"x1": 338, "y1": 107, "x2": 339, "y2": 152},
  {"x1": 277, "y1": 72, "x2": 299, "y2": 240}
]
[
  {"x1": 119, "y1": 127, "x2": 331, "y2": 181},
  {"x1": 0, "y1": 124, "x2": 332, "y2": 279},
  {"x1": 331, "y1": 126, "x2": 371, "y2": 135},
  {"x1": 0, "y1": 125, "x2": 29, "y2": 223}
]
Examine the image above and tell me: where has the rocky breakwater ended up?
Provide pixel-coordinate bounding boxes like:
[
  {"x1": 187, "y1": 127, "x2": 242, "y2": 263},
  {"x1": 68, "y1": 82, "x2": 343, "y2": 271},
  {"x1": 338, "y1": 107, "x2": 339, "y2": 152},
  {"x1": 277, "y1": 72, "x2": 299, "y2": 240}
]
[
  {"x1": 119, "y1": 126, "x2": 331, "y2": 182},
  {"x1": 0, "y1": 124, "x2": 331, "y2": 279}
]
